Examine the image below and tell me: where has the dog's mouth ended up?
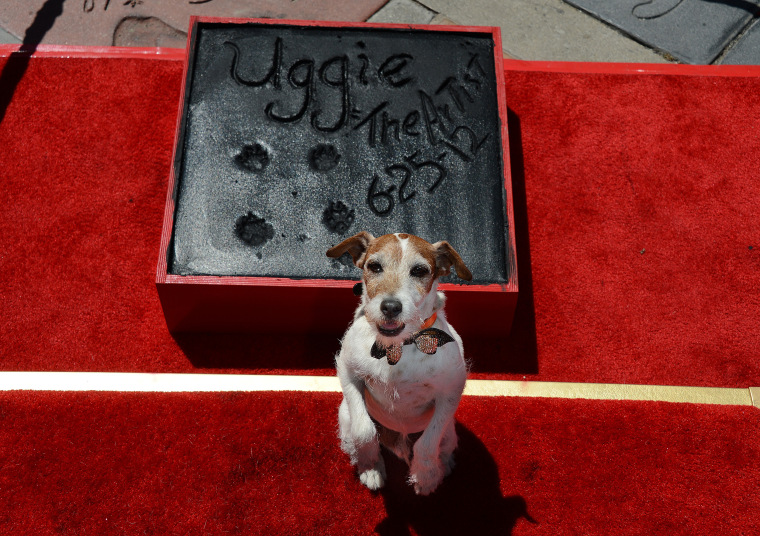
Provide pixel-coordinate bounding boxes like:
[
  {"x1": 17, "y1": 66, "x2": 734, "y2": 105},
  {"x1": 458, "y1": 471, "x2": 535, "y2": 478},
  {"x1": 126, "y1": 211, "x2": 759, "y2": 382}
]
[{"x1": 377, "y1": 321, "x2": 405, "y2": 337}]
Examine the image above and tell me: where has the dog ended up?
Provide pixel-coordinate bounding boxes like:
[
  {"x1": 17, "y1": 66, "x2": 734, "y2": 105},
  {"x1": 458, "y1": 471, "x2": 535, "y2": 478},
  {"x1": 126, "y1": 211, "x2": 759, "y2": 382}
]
[{"x1": 326, "y1": 231, "x2": 472, "y2": 495}]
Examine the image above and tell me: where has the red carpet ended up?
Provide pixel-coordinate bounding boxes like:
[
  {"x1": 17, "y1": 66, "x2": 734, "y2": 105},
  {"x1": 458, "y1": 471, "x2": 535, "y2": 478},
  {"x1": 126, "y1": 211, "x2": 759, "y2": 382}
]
[
  {"x1": 494, "y1": 63, "x2": 760, "y2": 387},
  {"x1": 1, "y1": 49, "x2": 759, "y2": 387},
  {"x1": 0, "y1": 391, "x2": 757, "y2": 535}
]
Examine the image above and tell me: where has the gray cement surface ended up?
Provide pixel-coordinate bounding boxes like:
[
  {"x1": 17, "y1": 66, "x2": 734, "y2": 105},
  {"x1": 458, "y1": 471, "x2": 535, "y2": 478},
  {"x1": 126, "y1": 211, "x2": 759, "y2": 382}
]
[
  {"x1": 564, "y1": 0, "x2": 760, "y2": 64},
  {"x1": 416, "y1": 0, "x2": 670, "y2": 62},
  {"x1": 0, "y1": 0, "x2": 389, "y2": 48},
  {"x1": 720, "y1": 18, "x2": 760, "y2": 65},
  {"x1": 0, "y1": 25, "x2": 20, "y2": 44},
  {"x1": 368, "y1": 0, "x2": 437, "y2": 25}
]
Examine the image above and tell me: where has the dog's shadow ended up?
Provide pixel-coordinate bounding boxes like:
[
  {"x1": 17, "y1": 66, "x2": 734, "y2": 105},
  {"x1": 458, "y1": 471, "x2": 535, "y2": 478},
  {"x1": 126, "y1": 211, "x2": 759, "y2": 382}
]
[{"x1": 375, "y1": 423, "x2": 536, "y2": 536}]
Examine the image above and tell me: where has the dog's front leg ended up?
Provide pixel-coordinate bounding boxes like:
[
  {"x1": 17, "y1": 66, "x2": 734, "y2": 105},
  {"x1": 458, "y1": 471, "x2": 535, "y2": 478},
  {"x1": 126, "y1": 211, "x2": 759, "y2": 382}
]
[
  {"x1": 409, "y1": 393, "x2": 462, "y2": 495},
  {"x1": 337, "y1": 364, "x2": 386, "y2": 490}
]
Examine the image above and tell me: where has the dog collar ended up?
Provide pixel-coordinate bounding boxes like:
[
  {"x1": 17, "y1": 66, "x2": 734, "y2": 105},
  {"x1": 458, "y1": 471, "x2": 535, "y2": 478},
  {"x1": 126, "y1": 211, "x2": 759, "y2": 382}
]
[{"x1": 370, "y1": 313, "x2": 454, "y2": 366}]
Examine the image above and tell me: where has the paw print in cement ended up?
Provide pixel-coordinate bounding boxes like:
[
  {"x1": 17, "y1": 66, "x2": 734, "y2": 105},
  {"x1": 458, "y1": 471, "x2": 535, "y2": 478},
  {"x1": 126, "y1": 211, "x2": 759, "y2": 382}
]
[
  {"x1": 235, "y1": 212, "x2": 274, "y2": 246},
  {"x1": 323, "y1": 200, "x2": 355, "y2": 234},
  {"x1": 235, "y1": 143, "x2": 270, "y2": 172},
  {"x1": 309, "y1": 144, "x2": 341, "y2": 172}
]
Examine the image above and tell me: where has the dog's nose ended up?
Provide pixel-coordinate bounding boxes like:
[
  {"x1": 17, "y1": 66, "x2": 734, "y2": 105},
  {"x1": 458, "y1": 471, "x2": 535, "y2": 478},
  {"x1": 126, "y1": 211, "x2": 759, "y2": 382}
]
[{"x1": 380, "y1": 298, "x2": 402, "y2": 319}]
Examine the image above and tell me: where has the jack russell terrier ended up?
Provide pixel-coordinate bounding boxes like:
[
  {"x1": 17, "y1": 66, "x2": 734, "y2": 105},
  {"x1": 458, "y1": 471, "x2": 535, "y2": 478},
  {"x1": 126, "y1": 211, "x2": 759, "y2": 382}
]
[{"x1": 327, "y1": 231, "x2": 472, "y2": 495}]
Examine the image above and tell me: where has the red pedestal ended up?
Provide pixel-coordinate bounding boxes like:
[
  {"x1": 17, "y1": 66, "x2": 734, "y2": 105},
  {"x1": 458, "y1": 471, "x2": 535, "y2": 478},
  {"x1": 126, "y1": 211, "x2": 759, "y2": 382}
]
[{"x1": 156, "y1": 17, "x2": 518, "y2": 336}]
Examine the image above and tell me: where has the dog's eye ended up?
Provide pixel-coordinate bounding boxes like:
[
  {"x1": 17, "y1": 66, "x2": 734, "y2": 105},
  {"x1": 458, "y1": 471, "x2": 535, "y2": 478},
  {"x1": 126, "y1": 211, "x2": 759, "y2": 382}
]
[
  {"x1": 410, "y1": 265, "x2": 430, "y2": 278},
  {"x1": 367, "y1": 261, "x2": 383, "y2": 274}
]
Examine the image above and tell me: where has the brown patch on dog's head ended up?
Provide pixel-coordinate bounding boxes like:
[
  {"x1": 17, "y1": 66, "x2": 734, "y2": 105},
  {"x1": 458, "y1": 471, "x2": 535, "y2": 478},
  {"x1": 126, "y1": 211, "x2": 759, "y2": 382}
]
[
  {"x1": 362, "y1": 234, "x2": 403, "y2": 299},
  {"x1": 364, "y1": 234, "x2": 403, "y2": 262}
]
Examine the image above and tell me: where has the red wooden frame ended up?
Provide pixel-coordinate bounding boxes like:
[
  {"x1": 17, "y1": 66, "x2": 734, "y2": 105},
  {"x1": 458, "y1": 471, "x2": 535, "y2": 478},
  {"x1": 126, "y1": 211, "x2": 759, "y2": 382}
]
[{"x1": 154, "y1": 17, "x2": 518, "y2": 336}]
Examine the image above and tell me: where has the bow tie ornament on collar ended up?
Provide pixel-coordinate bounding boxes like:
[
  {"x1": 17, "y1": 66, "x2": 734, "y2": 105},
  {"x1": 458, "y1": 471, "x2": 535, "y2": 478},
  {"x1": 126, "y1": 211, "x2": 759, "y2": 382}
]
[{"x1": 370, "y1": 314, "x2": 455, "y2": 365}]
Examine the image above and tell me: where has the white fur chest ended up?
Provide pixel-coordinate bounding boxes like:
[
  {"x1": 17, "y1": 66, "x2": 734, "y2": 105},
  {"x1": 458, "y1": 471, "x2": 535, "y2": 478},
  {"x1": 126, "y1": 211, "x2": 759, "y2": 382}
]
[{"x1": 345, "y1": 317, "x2": 467, "y2": 435}]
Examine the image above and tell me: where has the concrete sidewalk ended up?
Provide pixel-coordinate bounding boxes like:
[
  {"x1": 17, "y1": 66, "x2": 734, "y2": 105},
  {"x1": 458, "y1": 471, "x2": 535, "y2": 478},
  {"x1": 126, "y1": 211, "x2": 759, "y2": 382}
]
[{"x1": 1, "y1": 0, "x2": 758, "y2": 64}]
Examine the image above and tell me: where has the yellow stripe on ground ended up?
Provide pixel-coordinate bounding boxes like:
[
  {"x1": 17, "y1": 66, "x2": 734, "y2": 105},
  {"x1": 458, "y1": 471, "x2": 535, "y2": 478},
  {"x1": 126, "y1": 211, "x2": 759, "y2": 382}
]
[
  {"x1": 464, "y1": 379, "x2": 753, "y2": 406},
  {"x1": 0, "y1": 372, "x2": 755, "y2": 407},
  {"x1": 0, "y1": 372, "x2": 342, "y2": 394}
]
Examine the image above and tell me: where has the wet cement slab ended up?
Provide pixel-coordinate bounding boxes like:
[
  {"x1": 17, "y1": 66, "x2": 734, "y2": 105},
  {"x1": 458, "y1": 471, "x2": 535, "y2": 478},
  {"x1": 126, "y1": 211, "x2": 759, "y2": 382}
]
[{"x1": 169, "y1": 21, "x2": 512, "y2": 285}]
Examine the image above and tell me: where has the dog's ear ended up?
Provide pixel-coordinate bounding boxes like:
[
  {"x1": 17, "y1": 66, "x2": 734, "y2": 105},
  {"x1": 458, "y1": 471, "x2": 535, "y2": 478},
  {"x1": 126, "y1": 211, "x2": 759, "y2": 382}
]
[
  {"x1": 326, "y1": 231, "x2": 375, "y2": 268},
  {"x1": 433, "y1": 241, "x2": 472, "y2": 281}
]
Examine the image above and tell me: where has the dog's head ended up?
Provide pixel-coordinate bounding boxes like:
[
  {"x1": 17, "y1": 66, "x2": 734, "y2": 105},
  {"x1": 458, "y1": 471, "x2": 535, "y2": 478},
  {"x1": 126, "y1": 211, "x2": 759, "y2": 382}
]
[{"x1": 327, "y1": 232, "x2": 472, "y2": 344}]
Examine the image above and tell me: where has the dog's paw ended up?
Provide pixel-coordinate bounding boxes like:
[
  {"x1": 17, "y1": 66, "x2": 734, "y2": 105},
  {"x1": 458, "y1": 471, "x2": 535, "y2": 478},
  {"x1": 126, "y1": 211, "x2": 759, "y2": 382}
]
[
  {"x1": 409, "y1": 460, "x2": 444, "y2": 496},
  {"x1": 359, "y1": 466, "x2": 386, "y2": 491},
  {"x1": 409, "y1": 471, "x2": 442, "y2": 496},
  {"x1": 358, "y1": 454, "x2": 386, "y2": 491}
]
